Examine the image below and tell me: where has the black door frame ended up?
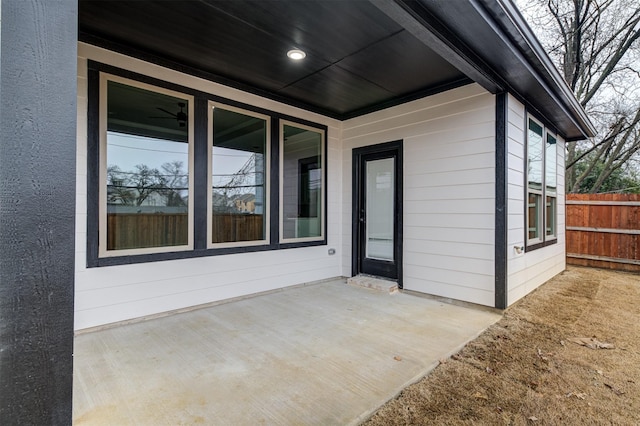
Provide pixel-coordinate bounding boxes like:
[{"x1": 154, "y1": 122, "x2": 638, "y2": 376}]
[{"x1": 352, "y1": 140, "x2": 403, "y2": 288}]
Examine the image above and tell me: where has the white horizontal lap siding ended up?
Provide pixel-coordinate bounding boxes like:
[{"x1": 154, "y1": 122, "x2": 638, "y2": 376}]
[
  {"x1": 75, "y1": 248, "x2": 338, "y2": 328},
  {"x1": 506, "y1": 94, "x2": 566, "y2": 305},
  {"x1": 342, "y1": 84, "x2": 496, "y2": 306},
  {"x1": 75, "y1": 43, "x2": 342, "y2": 330}
]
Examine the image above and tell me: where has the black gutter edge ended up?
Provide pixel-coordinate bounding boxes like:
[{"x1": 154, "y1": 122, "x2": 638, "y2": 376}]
[{"x1": 478, "y1": 0, "x2": 597, "y2": 140}]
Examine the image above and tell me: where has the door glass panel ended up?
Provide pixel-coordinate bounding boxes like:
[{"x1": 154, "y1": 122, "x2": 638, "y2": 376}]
[{"x1": 366, "y1": 158, "x2": 394, "y2": 261}]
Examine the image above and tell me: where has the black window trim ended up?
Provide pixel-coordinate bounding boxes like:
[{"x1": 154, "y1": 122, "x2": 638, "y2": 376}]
[
  {"x1": 87, "y1": 60, "x2": 327, "y2": 268},
  {"x1": 524, "y1": 112, "x2": 558, "y2": 253}
]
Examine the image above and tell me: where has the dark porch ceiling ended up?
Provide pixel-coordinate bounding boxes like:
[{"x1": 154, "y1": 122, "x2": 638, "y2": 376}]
[
  {"x1": 78, "y1": 0, "x2": 595, "y2": 140},
  {"x1": 78, "y1": 0, "x2": 469, "y2": 120}
]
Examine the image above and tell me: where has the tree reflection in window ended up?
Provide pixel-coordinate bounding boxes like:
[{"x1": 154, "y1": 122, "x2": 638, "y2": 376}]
[
  {"x1": 105, "y1": 80, "x2": 190, "y2": 251},
  {"x1": 211, "y1": 106, "x2": 267, "y2": 244}
]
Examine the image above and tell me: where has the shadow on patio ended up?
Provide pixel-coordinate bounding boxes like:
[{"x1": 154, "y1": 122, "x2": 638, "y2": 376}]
[{"x1": 73, "y1": 279, "x2": 501, "y2": 425}]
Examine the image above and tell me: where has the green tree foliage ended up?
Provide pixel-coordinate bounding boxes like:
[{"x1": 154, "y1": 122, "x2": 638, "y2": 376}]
[{"x1": 573, "y1": 151, "x2": 640, "y2": 193}]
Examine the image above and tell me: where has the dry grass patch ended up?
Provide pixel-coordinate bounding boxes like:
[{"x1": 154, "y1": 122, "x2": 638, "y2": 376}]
[{"x1": 366, "y1": 266, "x2": 640, "y2": 425}]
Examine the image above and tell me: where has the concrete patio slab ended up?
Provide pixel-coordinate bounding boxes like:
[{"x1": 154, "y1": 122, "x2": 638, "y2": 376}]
[{"x1": 73, "y1": 279, "x2": 501, "y2": 425}]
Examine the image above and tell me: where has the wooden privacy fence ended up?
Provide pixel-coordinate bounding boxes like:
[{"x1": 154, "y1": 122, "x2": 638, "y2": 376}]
[
  {"x1": 566, "y1": 194, "x2": 640, "y2": 272},
  {"x1": 108, "y1": 213, "x2": 263, "y2": 250},
  {"x1": 210, "y1": 213, "x2": 264, "y2": 244},
  {"x1": 108, "y1": 213, "x2": 188, "y2": 250}
]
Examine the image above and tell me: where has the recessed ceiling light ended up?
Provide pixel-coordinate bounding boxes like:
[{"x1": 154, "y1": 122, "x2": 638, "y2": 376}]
[{"x1": 287, "y1": 49, "x2": 306, "y2": 60}]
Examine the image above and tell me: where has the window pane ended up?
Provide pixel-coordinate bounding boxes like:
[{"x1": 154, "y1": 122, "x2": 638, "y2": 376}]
[
  {"x1": 211, "y1": 107, "x2": 267, "y2": 243},
  {"x1": 528, "y1": 193, "x2": 542, "y2": 240},
  {"x1": 546, "y1": 196, "x2": 556, "y2": 237},
  {"x1": 527, "y1": 119, "x2": 543, "y2": 190},
  {"x1": 546, "y1": 133, "x2": 557, "y2": 194},
  {"x1": 282, "y1": 124, "x2": 323, "y2": 239},
  {"x1": 527, "y1": 119, "x2": 545, "y2": 245},
  {"x1": 106, "y1": 81, "x2": 189, "y2": 251}
]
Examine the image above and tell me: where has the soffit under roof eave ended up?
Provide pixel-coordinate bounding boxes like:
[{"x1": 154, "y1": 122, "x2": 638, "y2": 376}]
[
  {"x1": 78, "y1": 32, "x2": 346, "y2": 121},
  {"x1": 78, "y1": 30, "x2": 474, "y2": 123},
  {"x1": 370, "y1": 0, "x2": 504, "y2": 95},
  {"x1": 78, "y1": 0, "x2": 594, "y2": 140},
  {"x1": 384, "y1": 0, "x2": 595, "y2": 141}
]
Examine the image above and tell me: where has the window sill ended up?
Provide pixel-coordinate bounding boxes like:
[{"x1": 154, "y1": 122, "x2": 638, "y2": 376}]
[
  {"x1": 88, "y1": 239, "x2": 327, "y2": 268},
  {"x1": 525, "y1": 238, "x2": 557, "y2": 253}
]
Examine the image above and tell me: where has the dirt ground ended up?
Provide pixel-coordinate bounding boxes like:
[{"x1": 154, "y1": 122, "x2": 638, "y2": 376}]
[{"x1": 366, "y1": 266, "x2": 640, "y2": 425}]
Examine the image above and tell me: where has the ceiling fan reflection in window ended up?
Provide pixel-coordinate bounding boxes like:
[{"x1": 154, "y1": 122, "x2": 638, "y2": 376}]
[{"x1": 149, "y1": 102, "x2": 187, "y2": 127}]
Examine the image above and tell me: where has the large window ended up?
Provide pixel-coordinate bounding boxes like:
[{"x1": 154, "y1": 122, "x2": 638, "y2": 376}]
[
  {"x1": 100, "y1": 75, "x2": 193, "y2": 256},
  {"x1": 281, "y1": 122, "x2": 324, "y2": 242},
  {"x1": 209, "y1": 103, "x2": 269, "y2": 247},
  {"x1": 90, "y1": 64, "x2": 327, "y2": 266},
  {"x1": 526, "y1": 116, "x2": 557, "y2": 249}
]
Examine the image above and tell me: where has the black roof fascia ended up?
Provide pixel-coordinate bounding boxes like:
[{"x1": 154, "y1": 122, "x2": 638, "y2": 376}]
[
  {"x1": 399, "y1": 0, "x2": 595, "y2": 141},
  {"x1": 479, "y1": 0, "x2": 596, "y2": 140}
]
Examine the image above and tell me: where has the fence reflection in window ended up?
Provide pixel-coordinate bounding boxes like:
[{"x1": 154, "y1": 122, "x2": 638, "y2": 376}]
[{"x1": 211, "y1": 106, "x2": 267, "y2": 244}]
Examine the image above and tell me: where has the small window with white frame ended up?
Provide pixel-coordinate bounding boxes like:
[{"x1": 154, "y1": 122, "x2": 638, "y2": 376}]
[
  {"x1": 280, "y1": 120, "x2": 325, "y2": 242},
  {"x1": 208, "y1": 102, "x2": 270, "y2": 248},
  {"x1": 99, "y1": 74, "x2": 194, "y2": 257},
  {"x1": 526, "y1": 115, "x2": 557, "y2": 249}
]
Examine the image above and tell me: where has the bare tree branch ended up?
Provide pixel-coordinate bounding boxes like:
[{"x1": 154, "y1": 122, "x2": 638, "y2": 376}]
[{"x1": 519, "y1": 0, "x2": 640, "y2": 193}]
